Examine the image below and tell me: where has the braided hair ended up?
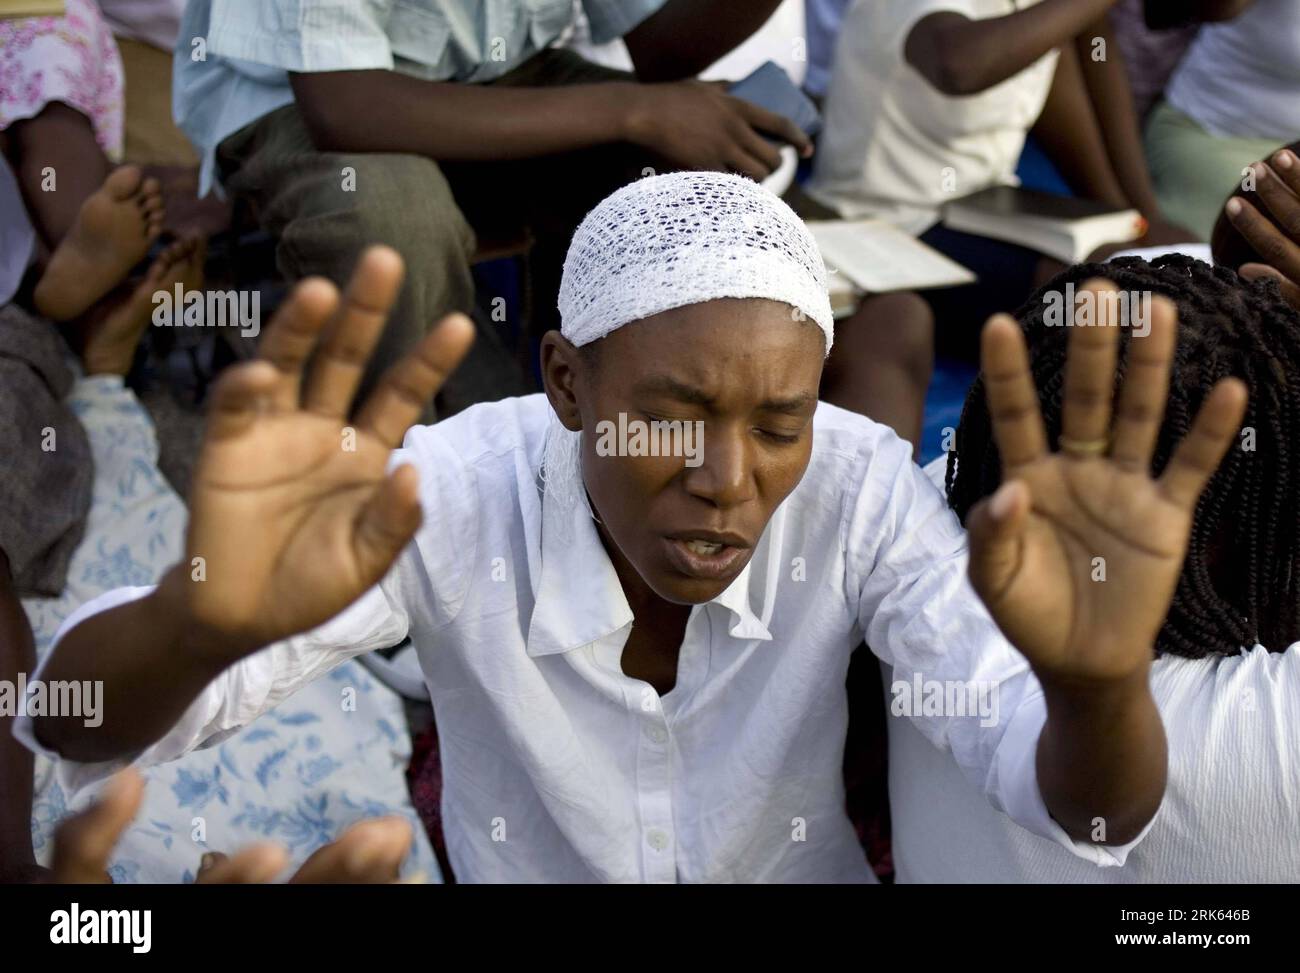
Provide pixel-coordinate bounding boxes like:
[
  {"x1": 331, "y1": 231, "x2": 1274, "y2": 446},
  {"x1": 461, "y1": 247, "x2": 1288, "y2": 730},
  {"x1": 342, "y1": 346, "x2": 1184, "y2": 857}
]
[{"x1": 945, "y1": 254, "x2": 1300, "y2": 658}]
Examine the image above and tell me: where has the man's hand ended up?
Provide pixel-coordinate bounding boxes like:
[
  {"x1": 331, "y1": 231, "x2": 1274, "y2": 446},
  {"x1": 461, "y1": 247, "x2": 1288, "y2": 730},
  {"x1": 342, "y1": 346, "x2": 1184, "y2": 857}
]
[
  {"x1": 42, "y1": 768, "x2": 413, "y2": 884},
  {"x1": 1224, "y1": 149, "x2": 1300, "y2": 310},
  {"x1": 623, "y1": 81, "x2": 812, "y2": 181},
  {"x1": 174, "y1": 246, "x2": 475, "y2": 661},
  {"x1": 967, "y1": 279, "x2": 1247, "y2": 689}
]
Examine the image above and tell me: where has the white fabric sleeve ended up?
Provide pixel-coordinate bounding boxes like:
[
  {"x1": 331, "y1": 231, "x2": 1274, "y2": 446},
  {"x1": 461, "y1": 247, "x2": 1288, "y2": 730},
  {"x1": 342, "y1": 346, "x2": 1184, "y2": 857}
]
[
  {"x1": 844, "y1": 430, "x2": 1156, "y2": 865},
  {"x1": 12, "y1": 577, "x2": 409, "y2": 796},
  {"x1": 889, "y1": 0, "x2": 981, "y2": 59}
]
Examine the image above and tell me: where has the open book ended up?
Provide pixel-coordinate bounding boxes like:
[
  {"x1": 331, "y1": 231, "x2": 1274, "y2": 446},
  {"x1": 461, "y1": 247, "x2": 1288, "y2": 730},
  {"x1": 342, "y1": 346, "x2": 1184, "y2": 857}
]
[
  {"x1": 942, "y1": 185, "x2": 1146, "y2": 264},
  {"x1": 808, "y1": 219, "x2": 975, "y2": 317},
  {"x1": 0, "y1": 0, "x2": 66, "y2": 17}
]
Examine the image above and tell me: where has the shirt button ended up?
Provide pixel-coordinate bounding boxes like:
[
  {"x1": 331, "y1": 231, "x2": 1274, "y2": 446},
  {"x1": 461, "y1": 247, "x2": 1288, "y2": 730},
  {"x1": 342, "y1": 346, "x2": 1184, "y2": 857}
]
[
  {"x1": 646, "y1": 829, "x2": 669, "y2": 852},
  {"x1": 644, "y1": 725, "x2": 668, "y2": 744}
]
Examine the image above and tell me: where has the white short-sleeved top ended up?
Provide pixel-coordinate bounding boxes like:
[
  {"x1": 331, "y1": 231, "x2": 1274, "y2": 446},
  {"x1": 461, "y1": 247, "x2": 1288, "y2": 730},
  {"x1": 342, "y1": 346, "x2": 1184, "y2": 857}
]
[
  {"x1": 887, "y1": 459, "x2": 1300, "y2": 883},
  {"x1": 17, "y1": 396, "x2": 1149, "y2": 882},
  {"x1": 807, "y1": 0, "x2": 1058, "y2": 234}
]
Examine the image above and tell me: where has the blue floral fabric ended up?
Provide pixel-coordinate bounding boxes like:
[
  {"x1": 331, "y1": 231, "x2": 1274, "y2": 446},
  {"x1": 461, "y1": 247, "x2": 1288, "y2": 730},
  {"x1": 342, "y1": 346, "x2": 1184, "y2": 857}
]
[{"x1": 23, "y1": 375, "x2": 440, "y2": 883}]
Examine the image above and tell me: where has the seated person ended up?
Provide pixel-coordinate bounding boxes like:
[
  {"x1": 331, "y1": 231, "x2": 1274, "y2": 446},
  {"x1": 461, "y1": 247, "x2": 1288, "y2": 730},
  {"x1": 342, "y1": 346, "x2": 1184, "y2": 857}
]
[
  {"x1": 16, "y1": 172, "x2": 1245, "y2": 883},
  {"x1": 805, "y1": 0, "x2": 1189, "y2": 362},
  {"x1": 174, "y1": 0, "x2": 812, "y2": 407},
  {"x1": 1145, "y1": 0, "x2": 1300, "y2": 241},
  {"x1": 0, "y1": 0, "x2": 167, "y2": 327},
  {"x1": 890, "y1": 254, "x2": 1299, "y2": 882}
]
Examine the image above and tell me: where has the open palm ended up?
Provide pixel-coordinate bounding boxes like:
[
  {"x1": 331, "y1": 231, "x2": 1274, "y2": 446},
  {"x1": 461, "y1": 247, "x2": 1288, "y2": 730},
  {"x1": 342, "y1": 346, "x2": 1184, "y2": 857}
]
[
  {"x1": 967, "y1": 279, "x2": 1248, "y2": 686},
  {"x1": 181, "y1": 247, "x2": 474, "y2": 654}
]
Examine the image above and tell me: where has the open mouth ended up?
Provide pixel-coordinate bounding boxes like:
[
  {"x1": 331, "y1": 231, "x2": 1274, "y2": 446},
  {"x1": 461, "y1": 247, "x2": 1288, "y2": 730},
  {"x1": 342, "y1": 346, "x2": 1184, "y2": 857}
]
[
  {"x1": 683, "y1": 539, "x2": 725, "y2": 556},
  {"x1": 663, "y1": 533, "x2": 751, "y2": 581}
]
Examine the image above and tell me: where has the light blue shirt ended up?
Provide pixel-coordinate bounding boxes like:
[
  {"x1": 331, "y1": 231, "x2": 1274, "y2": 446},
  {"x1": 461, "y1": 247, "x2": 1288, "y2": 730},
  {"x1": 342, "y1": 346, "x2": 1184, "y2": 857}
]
[
  {"x1": 803, "y1": 0, "x2": 851, "y2": 98},
  {"x1": 174, "y1": 0, "x2": 667, "y2": 195}
]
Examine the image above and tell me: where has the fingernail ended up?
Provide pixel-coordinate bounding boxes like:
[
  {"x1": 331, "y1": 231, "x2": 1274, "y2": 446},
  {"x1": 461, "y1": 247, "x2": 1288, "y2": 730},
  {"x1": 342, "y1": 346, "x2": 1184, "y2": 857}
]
[
  {"x1": 1226, "y1": 198, "x2": 1243, "y2": 216},
  {"x1": 1277, "y1": 150, "x2": 1294, "y2": 170}
]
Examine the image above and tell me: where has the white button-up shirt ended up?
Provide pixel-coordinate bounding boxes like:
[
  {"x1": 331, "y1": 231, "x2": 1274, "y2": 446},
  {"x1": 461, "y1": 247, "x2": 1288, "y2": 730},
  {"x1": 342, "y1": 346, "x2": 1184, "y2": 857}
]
[{"x1": 17, "y1": 396, "x2": 1145, "y2": 882}]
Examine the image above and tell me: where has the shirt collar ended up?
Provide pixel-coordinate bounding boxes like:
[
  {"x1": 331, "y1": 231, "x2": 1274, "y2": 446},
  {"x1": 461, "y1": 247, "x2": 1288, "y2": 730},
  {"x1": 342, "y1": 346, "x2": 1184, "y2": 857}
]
[
  {"x1": 526, "y1": 487, "x2": 773, "y2": 658},
  {"x1": 710, "y1": 559, "x2": 774, "y2": 642}
]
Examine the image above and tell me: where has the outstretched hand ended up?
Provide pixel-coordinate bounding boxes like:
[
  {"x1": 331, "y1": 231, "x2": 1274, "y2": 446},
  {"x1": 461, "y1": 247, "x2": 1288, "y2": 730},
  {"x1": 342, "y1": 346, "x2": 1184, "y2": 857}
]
[
  {"x1": 42, "y1": 768, "x2": 413, "y2": 884},
  {"x1": 178, "y1": 246, "x2": 475, "y2": 658},
  {"x1": 966, "y1": 279, "x2": 1248, "y2": 689},
  {"x1": 1224, "y1": 148, "x2": 1300, "y2": 310}
]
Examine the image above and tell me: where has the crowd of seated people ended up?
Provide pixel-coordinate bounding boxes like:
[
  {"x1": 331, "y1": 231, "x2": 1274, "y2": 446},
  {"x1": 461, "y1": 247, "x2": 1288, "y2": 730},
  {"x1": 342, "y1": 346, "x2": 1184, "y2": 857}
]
[{"x1": 1, "y1": 0, "x2": 1297, "y2": 886}]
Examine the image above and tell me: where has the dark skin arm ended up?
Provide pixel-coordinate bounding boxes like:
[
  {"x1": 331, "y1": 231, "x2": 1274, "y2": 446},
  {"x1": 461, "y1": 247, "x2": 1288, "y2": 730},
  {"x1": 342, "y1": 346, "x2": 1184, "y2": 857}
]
[
  {"x1": 0, "y1": 550, "x2": 42, "y2": 882},
  {"x1": 968, "y1": 283, "x2": 1246, "y2": 843},
  {"x1": 37, "y1": 261, "x2": 1244, "y2": 851},
  {"x1": 1143, "y1": 0, "x2": 1255, "y2": 29},
  {"x1": 28, "y1": 567, "x2": 234, "y2": 760},
  {"x1": 1026, "y1": 22, "x2": 1193, "y2": 249},
  {"x1": 1071, "y1": 15, "x2": 1163, "y2": 217},
  {"x1": 289, "y1": 73, "x2": 808, "y2": 180},
  {"x1": 290, "y1": 72, "x2": 642, "y2": 160},
  {"x1": 1031, "y1": 42, "x2": 1130, "y2": 209},
  {"x1": 288, "y1": 0, "x2": 807, "y2": 179},
  {"x1": 622, "y1": 0, "x2": 784, "y2": 82},
  {"x1": 1033, "y1": 17, "x2": 1190, "y2": 243},
  {"x1": 904, "y1": 0, "x2": 1117, "y2": 97},
  {"x1": 34, "y1": 248, "x2": 477, "y2": 762}
]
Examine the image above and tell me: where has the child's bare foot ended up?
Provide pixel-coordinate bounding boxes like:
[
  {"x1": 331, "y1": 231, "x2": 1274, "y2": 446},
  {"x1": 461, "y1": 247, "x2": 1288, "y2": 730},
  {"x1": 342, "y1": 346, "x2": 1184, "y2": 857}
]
[
  {"x1": 80, "y1": 236, "x2": 204, "y2": 376},
  {"x1": 33, "y1": 165, "x2": 164, "y2": 322}
]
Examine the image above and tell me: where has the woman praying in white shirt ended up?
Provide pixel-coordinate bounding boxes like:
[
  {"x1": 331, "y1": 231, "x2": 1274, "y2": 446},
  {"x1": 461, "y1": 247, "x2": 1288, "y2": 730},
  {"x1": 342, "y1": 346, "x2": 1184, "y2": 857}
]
[
  {"x1": 892, "y1": 253, "x2": 1300, "y2": 882},
  {"x1": 17, "y1": 173, "x2": 1245, "y2": 882}
]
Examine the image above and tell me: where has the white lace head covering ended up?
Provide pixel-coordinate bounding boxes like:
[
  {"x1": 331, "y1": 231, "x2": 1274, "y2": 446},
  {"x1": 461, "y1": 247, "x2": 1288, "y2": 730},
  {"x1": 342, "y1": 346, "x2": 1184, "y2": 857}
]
[
  {"x1": 543, "y1": 171, "x2": 834, "y2": 515},
  {"x1": 557, "y1": 170, "x2": 834, "y2": 351}
]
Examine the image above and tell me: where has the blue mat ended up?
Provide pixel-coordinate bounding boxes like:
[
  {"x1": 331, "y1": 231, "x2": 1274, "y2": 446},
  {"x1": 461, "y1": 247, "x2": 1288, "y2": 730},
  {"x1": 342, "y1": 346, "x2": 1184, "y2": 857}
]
[{"x1": 919, "y1": 357, "x2": 978, "y2": 466}]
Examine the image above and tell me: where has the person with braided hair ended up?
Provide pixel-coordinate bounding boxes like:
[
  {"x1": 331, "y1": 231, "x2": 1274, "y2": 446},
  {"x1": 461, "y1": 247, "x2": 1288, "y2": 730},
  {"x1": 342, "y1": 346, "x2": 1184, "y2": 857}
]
[{"x1": 889, "y1": 252, "x2": 1300, "y2": 882}]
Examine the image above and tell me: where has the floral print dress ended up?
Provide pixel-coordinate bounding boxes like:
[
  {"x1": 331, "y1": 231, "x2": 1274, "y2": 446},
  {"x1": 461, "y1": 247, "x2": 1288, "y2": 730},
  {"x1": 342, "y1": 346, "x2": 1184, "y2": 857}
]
[{"x1": 0, "y1": 0, "x2": 125, "y2": 160}]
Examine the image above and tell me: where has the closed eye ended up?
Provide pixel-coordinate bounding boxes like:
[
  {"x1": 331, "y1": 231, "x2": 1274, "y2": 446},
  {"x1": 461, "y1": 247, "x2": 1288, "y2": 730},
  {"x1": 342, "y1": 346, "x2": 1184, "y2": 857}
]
[{"x1": 757, "y1": 428, "x2": 802, "y2": 445}]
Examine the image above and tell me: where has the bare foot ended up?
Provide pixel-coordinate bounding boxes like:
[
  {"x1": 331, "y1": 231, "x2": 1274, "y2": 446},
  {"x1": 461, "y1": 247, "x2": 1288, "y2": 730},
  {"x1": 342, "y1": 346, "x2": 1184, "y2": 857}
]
[
  {"x1": 80, "y1": 236, "x2": 204, "y2": 376},
  {"x1": 33, "y1": 165, "x2": 164, "y2": 322}
]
